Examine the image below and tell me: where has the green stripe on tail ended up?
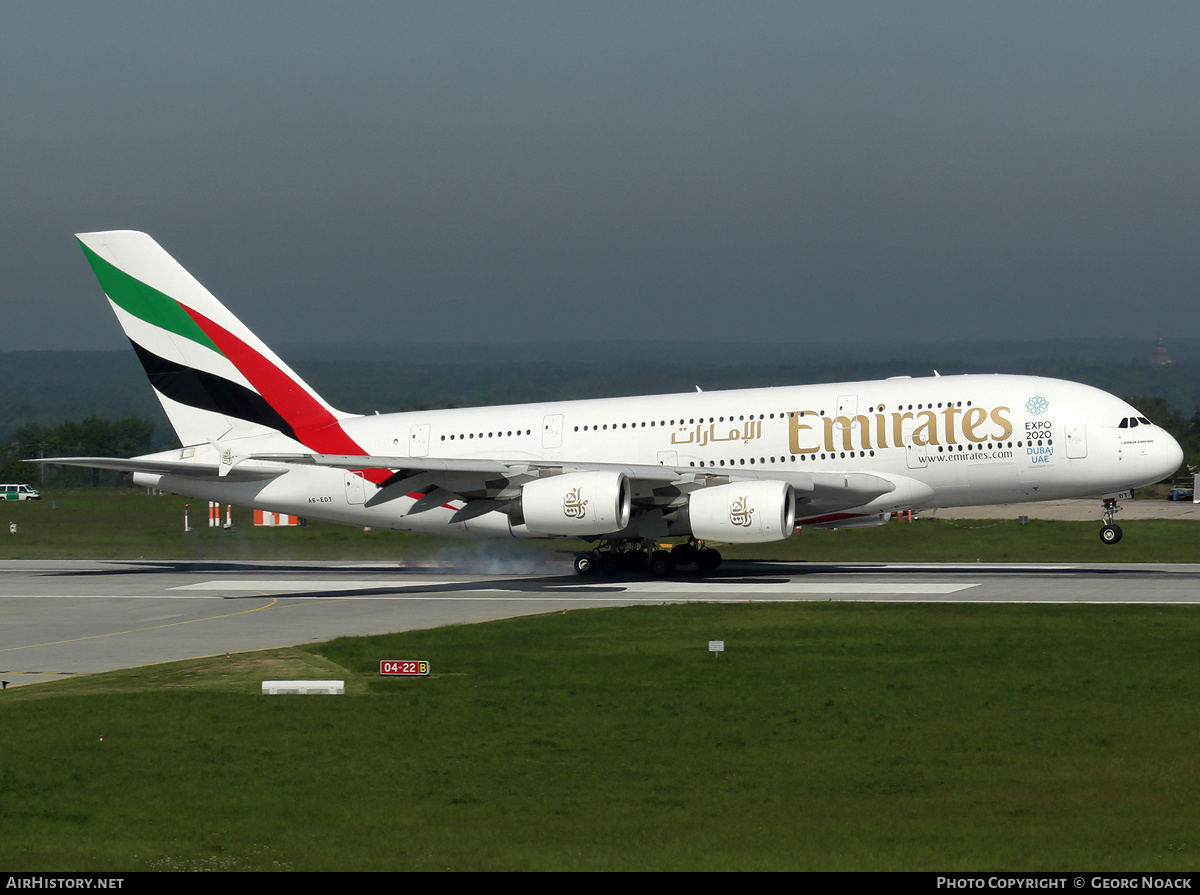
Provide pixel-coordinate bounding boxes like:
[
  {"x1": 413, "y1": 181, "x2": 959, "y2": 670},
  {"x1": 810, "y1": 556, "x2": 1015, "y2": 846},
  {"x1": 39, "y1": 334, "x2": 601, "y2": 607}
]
[{"x1": 79, "y1": 241, "x2": 221, "y2": 353}]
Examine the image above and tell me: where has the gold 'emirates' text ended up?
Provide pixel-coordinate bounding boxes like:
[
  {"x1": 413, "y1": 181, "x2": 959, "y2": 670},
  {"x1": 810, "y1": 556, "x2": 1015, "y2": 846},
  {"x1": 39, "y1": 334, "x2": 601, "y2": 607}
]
[{"x1": 788, "y1": 406, "x2": 1014, "y2": 454}]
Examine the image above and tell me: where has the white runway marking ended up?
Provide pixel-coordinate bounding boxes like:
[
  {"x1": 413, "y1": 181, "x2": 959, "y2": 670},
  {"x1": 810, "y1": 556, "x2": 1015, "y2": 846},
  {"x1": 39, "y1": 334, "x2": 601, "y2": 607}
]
[
  {"x1": 2, "y1": 594, "x2": 260, "y2": 599},
  {"x1": 877, "y1": 563, "x2": 1079, "y2": 571},
  {"x1": 172, "y1": 579, "x2": 980, "y2": 596},
  {"x1": 569, "y1": 582, "x2": 981, "y2": 594},
  {"x1": 174, "y1": 579, "x2": 449, "y2": 592}
]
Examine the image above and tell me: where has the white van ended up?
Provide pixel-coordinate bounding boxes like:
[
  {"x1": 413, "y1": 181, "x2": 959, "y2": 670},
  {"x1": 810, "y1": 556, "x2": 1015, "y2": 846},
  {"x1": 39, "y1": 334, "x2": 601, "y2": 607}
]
[{"x1": 1, "y1": 484, "x2": 41, "y2": 501}]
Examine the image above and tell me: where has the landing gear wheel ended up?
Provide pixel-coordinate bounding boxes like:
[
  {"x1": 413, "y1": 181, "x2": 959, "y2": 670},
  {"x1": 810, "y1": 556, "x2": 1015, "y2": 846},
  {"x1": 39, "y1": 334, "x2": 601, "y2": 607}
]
[
  {"x1": 671, "y1": 543, "x2": 698, "y2": 566},
  {"x1": 1100, "y1": 524, "x2": 1123, "y2": 545},
  {"x1": 696, "y1": 548, "x2": 722, "y2": 573},
  {"x1": 621, "y1": 550, "x2": 649, "y2": 572},
  {"x1": 650, "y1": 550, "x2": 676, "y2": 577},
  {"x1": 598, "y1": 553, "x2": 619, "y2": 575},
  {"x1": 574, "y1": 553, "x2": 597, "y2": 575}
]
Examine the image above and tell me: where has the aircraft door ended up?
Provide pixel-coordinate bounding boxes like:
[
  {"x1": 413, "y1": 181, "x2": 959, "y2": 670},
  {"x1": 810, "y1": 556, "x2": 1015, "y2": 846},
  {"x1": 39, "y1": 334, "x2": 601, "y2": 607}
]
[
  {"x1": 1065, "y1": 425, "x2": 1087, "y2": 459},
  {"x1": 900, "y1": 415, "x2": 928, "y2": 469},
  {"x1": 542, "y1": 414, "x2": 563, "y2": 449},
  {"x1": 409, "y1": 424, "x2": 430, "y2": 458},
  {"x1": 835, "y1": 395, "x2": 859, "y2": 452},
  {"x1": 657, "y1": 450, "x2": 678, "y2": 467},
  {"x1": 345, "y1": 471, "x2": 366, "y2": 505},
  {"x1": 905, "y1": 442, "x2": 929, "y2": 469}
]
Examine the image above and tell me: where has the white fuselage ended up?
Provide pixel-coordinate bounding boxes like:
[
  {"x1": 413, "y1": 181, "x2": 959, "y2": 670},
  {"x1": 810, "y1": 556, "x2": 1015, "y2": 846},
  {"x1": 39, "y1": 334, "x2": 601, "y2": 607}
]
[{"x1": 132, "y1": 373, "x2": 1183, "y2": 539}]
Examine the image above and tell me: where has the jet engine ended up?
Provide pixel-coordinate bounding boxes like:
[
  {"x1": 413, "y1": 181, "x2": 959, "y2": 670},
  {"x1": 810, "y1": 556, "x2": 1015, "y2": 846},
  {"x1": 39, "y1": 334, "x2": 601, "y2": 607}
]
[
  {"x1": 686, "y1": 480, "x2": 795, "y2": 543},
  {"x1": 520, "y1": 471, "x2": 632, "y2": 536}
]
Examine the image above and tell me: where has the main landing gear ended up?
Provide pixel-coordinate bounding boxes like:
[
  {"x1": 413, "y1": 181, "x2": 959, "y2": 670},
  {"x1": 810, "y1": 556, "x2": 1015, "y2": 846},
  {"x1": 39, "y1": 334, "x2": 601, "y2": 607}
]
[
  {"x1": 573, "y1": 539, "x2": 723, "y2": 577},
  {"x1": 1099, "y1": 496, "x2": 1123, "y2": 545}
]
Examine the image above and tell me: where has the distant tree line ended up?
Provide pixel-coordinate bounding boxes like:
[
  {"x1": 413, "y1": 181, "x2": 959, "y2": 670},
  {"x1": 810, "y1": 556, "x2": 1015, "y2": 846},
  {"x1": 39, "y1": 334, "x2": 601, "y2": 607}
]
[{"x1": 0, "y1": 417, "x2": 154, "y2": 487}]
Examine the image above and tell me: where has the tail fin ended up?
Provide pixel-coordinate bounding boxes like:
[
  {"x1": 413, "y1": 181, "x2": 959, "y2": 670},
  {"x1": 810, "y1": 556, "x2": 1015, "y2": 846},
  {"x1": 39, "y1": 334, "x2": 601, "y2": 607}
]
[{"x1": 77, "y1": 230, "x2": 355, "y2": 447}]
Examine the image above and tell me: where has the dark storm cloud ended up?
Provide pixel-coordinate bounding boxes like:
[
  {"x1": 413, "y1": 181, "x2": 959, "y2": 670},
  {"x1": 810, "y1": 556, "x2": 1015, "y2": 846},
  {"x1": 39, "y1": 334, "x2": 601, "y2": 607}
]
[{"x1": 3, "y1": 2, "x2": 1200, "y2": 350}]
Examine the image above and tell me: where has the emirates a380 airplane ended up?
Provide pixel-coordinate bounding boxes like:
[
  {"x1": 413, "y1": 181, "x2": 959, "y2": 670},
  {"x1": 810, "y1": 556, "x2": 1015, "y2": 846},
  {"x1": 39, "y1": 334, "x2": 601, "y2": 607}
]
[{"x1": 42, "y1": 231, "x2": 1184, "y2": 576}]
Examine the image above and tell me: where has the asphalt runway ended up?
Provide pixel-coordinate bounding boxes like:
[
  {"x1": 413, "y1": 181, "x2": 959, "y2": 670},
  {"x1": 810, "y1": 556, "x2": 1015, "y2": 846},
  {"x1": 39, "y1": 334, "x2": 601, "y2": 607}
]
[{"x1": 3, "y1": 558, "x2": 1200, "y2": 688}]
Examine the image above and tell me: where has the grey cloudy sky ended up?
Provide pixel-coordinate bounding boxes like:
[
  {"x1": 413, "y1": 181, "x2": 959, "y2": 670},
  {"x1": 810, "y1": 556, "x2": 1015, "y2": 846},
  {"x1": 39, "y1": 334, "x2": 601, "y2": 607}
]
[{"x1": 4, "y1": 1, "x2": 1200, "y2": 351}]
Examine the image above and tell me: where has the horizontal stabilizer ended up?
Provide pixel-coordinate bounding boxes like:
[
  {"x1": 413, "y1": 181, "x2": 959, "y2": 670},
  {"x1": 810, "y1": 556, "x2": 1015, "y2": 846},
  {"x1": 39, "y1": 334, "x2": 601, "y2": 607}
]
[
  {"x1": 30, "y1": 457, "x2": 288, "y2": 482},
  {"x1": 252, "y1": 453, "x2": 519, "y2": 475}
]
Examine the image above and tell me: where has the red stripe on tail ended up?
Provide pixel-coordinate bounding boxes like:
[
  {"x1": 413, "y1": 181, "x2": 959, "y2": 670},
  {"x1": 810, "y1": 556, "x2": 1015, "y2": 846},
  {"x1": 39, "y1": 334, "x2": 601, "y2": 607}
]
[{"x1": 183, "y1": 307, "x2": 391, "y2": 484}]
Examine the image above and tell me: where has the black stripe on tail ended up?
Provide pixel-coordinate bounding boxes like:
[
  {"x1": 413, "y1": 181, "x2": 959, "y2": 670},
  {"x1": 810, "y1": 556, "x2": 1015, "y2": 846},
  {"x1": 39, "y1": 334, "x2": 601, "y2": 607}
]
[{"x1": 130, "y1": 340, "x2": 298, "y2": 440}]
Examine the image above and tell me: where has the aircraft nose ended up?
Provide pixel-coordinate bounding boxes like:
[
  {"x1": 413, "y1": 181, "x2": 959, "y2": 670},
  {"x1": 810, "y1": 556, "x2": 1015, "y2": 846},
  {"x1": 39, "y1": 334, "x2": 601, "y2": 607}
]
[{"x1": 1161, "y1": 432, "x2": 1185, "y2": 478}]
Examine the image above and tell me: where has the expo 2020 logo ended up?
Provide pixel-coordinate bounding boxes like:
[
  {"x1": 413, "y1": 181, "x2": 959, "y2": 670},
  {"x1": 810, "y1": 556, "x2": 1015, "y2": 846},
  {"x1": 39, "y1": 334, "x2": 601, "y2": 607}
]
[{"x1": 1026, "y1": 396, "x2": 1049, "y2": 416}]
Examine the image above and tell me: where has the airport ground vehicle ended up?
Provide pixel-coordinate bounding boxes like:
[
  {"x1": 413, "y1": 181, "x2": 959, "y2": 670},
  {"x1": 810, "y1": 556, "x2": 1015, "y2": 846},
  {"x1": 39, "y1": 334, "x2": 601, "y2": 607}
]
[{"x1": 0, "y1": 484, "x2": 41, "y2": 501}]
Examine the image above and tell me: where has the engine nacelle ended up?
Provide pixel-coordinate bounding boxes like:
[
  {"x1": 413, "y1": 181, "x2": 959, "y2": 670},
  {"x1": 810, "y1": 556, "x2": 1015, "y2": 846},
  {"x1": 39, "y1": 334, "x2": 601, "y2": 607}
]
[
  {"x1": 687, "y1": 480, "x2": 795, "y2": 543},
  {"x1": 521, "y1": 471, "x2": 632, "y2": 536}
]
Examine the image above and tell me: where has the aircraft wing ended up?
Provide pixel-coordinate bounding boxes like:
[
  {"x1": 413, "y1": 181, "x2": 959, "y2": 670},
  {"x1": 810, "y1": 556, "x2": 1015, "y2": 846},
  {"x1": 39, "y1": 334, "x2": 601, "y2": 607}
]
[
  {"x1": 250, "y1": 452, "x2": 686, "y2": 481},
  {"x1": 248, "y1": 452, "x2": 895, "y2": 515},
  {"x1": 31, "y1": 457, "x2": 289, "y2": 482},
  {"x1": 32, "y1": 451, "x2": 895, "y2": 517}
]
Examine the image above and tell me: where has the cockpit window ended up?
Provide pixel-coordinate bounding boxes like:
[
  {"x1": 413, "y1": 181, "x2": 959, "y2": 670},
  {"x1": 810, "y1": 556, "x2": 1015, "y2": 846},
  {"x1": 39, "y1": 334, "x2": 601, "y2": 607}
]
[
  {"x1": 1119, "y1": 418, "x2": 1129, "y2": 428},
  {"x1": 1138, "y1": 417, "x2": 1152, "y2": 425}
]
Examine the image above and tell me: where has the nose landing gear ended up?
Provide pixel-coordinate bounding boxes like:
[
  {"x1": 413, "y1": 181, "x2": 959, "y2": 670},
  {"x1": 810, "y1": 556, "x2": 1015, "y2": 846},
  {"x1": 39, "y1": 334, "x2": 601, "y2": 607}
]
[{"x1": 1099, "y1": 496, "x2": 1123, "y2": 544}]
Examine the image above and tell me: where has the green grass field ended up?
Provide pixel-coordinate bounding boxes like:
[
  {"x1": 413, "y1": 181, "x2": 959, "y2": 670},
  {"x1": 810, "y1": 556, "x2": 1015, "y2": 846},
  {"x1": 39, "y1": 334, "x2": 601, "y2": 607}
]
[
  {"x1": 0, "y1": 487, "x2": 1197, "y2": 564},
  {"x1": 3, "y1": 602, "x2": 1200, "y2": 870}
]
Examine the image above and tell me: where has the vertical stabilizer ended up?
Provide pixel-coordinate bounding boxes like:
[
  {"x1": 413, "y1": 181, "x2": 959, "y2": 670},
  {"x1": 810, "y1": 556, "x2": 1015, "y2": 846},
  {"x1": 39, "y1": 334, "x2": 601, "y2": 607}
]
[{"x1": 77, "y1": 230, "x2": 355, "y2": 447}]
